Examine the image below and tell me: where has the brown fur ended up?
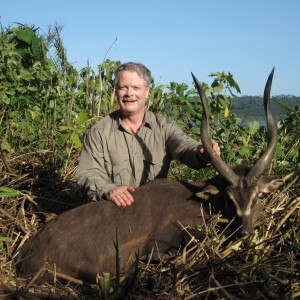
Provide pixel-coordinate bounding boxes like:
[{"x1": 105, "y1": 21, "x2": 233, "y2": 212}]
[
  {"x1": 16, "y1": 178, "x2": 207, "y2": 283},
  {"x1": 16, "y1": 171, "x2": 282, "y2": 284}
]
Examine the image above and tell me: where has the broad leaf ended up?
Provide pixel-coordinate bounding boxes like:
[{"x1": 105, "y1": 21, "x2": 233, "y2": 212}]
[{"x1": 0, "y1": 187, "x2": 19, "y2": 198}]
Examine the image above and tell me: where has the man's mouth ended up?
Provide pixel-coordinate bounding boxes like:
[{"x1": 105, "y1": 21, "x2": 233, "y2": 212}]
[{"x1": 122, "y1": 99, "x2": 136, "y2": 103}]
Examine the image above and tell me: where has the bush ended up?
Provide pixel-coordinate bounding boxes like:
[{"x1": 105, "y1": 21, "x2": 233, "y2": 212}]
[{"x1": 0, "y1": 21, "x2": 299, "y2": 299}]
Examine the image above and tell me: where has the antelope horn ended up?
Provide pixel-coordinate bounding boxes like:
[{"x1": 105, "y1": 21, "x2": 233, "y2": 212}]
[
  {"x1": 247, "y1": 68, "x2": 277, "y2": 183},
  {"x1": 192, "y1": 72, "x2": 239, "y2": 185}
]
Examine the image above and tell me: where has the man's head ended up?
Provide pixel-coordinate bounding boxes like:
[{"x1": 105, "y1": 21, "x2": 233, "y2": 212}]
[{"x1": 114, "y1": 62, "x2": 151, "y2": 117}]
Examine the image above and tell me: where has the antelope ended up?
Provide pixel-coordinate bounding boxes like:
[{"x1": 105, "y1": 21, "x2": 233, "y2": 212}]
[
  {"x1": 16, "y1": 69, "x2": 282, "y2": 284},
  {"x1": 192, "y1": 68, "x2": 282, "y2": 236}
]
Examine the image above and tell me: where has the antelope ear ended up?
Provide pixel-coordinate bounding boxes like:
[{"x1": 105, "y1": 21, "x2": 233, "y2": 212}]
[
  {"x1": 195, "y1": 185, "x2": 220, "y2": 200},
  {"x1": 258, "y1": 176, "x2": 284, "y2": 193}
]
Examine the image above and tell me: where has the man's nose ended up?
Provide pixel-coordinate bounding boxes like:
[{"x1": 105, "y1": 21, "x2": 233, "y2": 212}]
[{"x1": 124, "y1": 87, "x2": 133, "y2": 96}]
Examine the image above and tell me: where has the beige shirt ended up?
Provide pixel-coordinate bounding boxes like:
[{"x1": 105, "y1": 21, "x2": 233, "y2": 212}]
[{"x1": 76, "y1": 110, "x2": 207, "y2": 201}]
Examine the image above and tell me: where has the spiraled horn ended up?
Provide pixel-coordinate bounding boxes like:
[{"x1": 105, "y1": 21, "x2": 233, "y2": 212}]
[
  {"x1": 247, "y1": 68, "x2": 277, "y2": 183},
  {"x1": 192, "y1": 72, "x2": 239, "y2": 185}
]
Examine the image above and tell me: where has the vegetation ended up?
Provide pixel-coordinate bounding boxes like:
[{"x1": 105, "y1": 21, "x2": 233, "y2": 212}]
[
  {"x1": 1, "y1": 23, "x2": 299, "y2": 299},
  {"x1": 231, "y1": 95, "x2": 300, "y2": 122}
]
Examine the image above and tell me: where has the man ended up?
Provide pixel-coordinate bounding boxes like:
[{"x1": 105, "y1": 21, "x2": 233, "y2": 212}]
[{"x1": 76, "y1": 62, "x2": 220, "y2": 206}]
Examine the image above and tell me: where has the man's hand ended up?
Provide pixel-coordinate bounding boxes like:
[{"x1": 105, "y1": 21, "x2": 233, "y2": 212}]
[
  {"x1": 197, "y1": 140, "x2": 221, "y2": 162},
  {"x1": 104, "y1": 186, "x2": 135, "y2": 207}
]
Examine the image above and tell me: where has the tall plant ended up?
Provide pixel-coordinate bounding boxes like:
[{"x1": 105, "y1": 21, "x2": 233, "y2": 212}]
[
  {"x1": 0, "y1": 24, "x2": 61, "y2": 153},
  {"x1": 1, "y1": 22, "x2": 298, "y2": 178}
]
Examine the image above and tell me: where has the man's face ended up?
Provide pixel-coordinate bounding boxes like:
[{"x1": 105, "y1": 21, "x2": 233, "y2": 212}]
[{"x1": 116, "y1": 70, "x2": 150, "y2": 116}]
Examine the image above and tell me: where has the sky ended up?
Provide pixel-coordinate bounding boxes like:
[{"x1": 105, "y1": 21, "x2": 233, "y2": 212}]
[{"x1": 1, "y1": 0, "x2": 300, "y2": 96}]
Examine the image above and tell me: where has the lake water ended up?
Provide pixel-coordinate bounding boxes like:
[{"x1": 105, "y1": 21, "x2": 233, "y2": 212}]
[{"x1": 240, "y1": 119, "x2": 267, "y2": 127}]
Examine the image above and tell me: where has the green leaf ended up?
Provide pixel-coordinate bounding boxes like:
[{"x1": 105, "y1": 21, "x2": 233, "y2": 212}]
[
  {"x1": 249, "y1": 121, "x2": 260, "y2": 134},
  {"x1": 0, "y1": 235, "x2": 14, "y2": 252},
  {"x1": 0, "y1": 235, "x2": 14, "y2": 242},
  {"x1": 71, "y1": 132, "x2": 83, "y2": 149},
  {"x1": 16, "y1": 29, "x2": 35, "y2": 45},
  {"x1": 59, "y1": 125, "x2": 73, "y2": 132},
  {"x1": 239, "y1": 148, "x2": 251, "y2": 156},
  {"x1": 27, "y1": 86, "x2": 38, "y2": 91},
  {"x1": 0, "y1": 187, "x2": 19, "y2": 197},
  {"x1": 76, "y1": 111, "x2": 89, "y2": 126},
  {"x1": 49, "y1": 100, "x2": 55, "y2": 108},
  {"x1": 31, "y1": 36, "x2": 43, "y2": 58},
  {"x1": 209, "y1": 72, "x2": 221, "y2": 77}
]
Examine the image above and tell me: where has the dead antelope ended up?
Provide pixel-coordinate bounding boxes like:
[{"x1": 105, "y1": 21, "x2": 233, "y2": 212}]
[
  {"x1": 192, "y1": 67, "x2": 282, "y2": 236},
  {"x1": 15, "y1": 69, "x2": 282, "y2": 284}
]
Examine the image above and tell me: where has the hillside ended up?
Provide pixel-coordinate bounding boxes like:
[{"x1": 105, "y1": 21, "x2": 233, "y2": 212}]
[{"x1": 231, "y1": 95, "x2": 300, "y2": 120}]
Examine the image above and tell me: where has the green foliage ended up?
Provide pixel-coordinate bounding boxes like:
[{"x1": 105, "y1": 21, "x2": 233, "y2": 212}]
[
  {"x1": 1, "y1": 21, "x2": 299, "y2": 178},
  {"x1": 232, "y1": 94, "x2": 300, "y2": 121},
  {"x1": 0, "y1": 235, "x2": 13, "y2": 252},
  {"x1": 0, "y1": 24, "x2": 61, "y2": 152},
  {"x1": 10, "y1": 24, "x2": 47, "y2": 67},
  {"x1": 150, "y1": 82, "x2": 202, "y2": 135},
  {"x1": 0, "y1": 186, "x2": 19, "y2": 197},
  {"x1": 207, "y1": 71, "x2": 240, "y2": 120},
  {"x1": 0, "y1": 23, "x2": 120, "y2": 171},
  {"x1": 0, "y1": 185, "x2": 17, "y2": 252},
  {"x1": 149, "y1": 71, "x2": 241, "y2": 143},
  {"x1": 276, "y1": 106, "x2": 300, "y2": 173}
]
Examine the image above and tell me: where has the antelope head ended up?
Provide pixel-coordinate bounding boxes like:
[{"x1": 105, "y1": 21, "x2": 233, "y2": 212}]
[{"x1": 192, "y1": 69, "x2": 283, "y2": 236}]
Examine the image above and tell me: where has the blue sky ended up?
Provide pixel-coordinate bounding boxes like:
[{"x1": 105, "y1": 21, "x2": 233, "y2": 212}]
[{"x1": 1, "y1": 0, "x2": 300, "y2": 96}]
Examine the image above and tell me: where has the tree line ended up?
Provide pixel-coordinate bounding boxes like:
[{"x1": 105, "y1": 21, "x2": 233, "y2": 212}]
[{"x1": 231, "y1": 95, "x2": 300, "y2": 120}]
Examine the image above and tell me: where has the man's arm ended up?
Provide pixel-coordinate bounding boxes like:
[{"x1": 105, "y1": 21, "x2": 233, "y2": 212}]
[
  {"x1": 76, "y1": 128, "x2": 116, "y2": 201},
  {"x1": 166, "y1": 120, "x2": 220, "y2": 168},
  {"x1": 76, "y1": 126, "x2": 136, "y2": 205}
]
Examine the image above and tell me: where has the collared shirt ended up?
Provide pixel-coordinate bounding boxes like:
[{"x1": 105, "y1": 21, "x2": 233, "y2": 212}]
[{"x1": 76, "y1": 110, "x2": 207, "y2": 201}]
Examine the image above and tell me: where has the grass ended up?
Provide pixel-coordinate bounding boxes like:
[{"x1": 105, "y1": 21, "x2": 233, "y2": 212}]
[{"x1": 0, "y1": 153, "x2": 299, "y2": 299}]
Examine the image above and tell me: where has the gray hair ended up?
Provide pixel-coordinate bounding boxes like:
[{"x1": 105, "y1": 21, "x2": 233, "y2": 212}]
[{"x1": 114, "y1": 62, "x2": 151, "y2": 88}]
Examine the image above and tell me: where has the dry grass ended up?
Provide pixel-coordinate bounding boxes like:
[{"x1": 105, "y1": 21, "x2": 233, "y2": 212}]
[{"x1": 0, "y1": 154, "x2": 299, "y2": 299}]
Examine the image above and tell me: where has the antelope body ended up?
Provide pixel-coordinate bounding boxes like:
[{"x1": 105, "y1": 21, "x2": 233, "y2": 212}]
[{"x1": 16, "y1": 69, "x2": 282, "y2": 284}]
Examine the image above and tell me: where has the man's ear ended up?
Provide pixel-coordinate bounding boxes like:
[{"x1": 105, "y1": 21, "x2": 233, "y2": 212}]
[{"x1": 144, "y1": 85, "x2": 150, "y2": 98}]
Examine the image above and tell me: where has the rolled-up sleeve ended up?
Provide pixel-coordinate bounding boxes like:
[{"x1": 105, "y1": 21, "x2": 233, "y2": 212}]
[
  {"x1": 76, "y1": 126, "x2": 116, "y2": 201},
  {"x1": 166, "y1": 120, "x2": 208, "y2": 169}
]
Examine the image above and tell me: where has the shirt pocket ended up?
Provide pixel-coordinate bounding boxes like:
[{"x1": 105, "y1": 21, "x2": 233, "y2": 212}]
[
  {"x1": 109, "y1": 151, "x2": 132, "y2": 186},
  {"x1": 143, "y1": 150, "x2": 166, "y2": 181}
]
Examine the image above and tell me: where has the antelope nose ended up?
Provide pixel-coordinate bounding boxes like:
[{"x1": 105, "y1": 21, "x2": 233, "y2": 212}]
[{"x1": 239, "y1": 228, "x2": 250, "y2": 237}]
